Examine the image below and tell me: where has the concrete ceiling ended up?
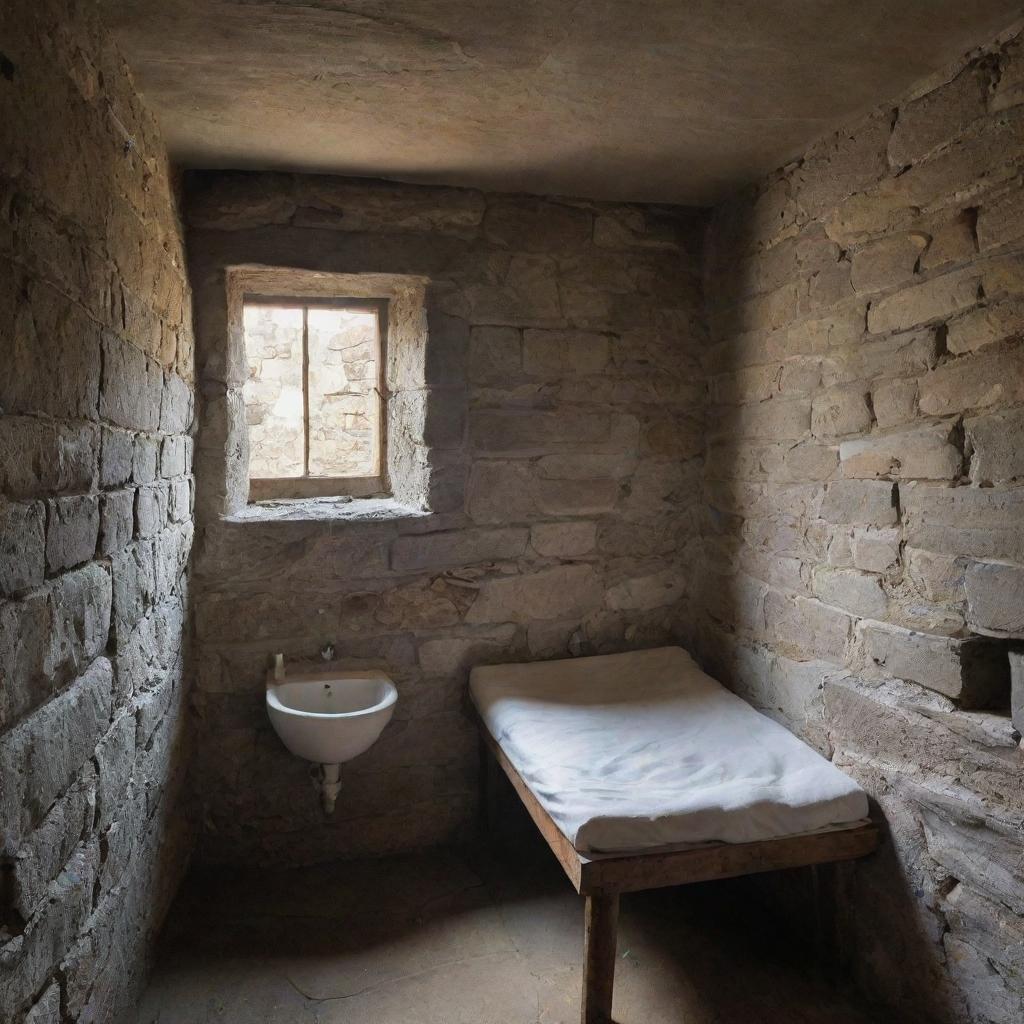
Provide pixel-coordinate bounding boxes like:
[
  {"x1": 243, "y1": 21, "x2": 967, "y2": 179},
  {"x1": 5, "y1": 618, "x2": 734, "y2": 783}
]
[{"x1": 102, "y1": 1, "x2": 1023, "y2": 206}]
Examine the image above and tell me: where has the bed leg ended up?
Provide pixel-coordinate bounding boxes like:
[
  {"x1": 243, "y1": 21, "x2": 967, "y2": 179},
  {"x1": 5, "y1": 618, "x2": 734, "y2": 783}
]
[{"x1": 582, "y1": 891, "x2": 619, "y2": 1024}]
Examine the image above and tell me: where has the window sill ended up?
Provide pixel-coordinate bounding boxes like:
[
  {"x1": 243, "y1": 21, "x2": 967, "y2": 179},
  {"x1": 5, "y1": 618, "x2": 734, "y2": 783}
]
[{"x1": 222, "y1": 496, "x2": 430, "y2": 525}]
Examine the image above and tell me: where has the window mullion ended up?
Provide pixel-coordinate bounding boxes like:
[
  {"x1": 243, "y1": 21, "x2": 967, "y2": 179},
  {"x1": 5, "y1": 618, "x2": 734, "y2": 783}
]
[{"x1": 302, "y1": 305, "x2": 310, "y2": 478}]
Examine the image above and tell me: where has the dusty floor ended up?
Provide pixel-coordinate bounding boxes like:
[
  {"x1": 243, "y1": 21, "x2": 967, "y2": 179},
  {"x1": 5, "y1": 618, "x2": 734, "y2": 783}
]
[{"x1": 133, "y1": 831, "x2": 893, "y2": 1024}]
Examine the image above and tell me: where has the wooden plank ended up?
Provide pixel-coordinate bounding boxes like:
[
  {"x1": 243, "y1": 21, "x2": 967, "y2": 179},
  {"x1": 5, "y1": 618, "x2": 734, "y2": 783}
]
[
  {"x1": 581, "y1": 892, "x2": 619, "y2": 1024},
  {"x1": 578, "y1": 823, "x2": 879, "y2": 894}
]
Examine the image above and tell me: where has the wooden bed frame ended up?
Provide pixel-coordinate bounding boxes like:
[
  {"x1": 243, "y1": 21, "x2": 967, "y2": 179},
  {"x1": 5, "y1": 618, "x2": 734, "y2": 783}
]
[{"x1": 474, "y1": 708, "x2": 880, "y2": 1024}]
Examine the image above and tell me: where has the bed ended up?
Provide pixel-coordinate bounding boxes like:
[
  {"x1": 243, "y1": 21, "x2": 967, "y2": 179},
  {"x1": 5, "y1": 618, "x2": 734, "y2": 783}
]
[{"x1": 469, "y1": 646, "x2": 879, "y2": 1024}]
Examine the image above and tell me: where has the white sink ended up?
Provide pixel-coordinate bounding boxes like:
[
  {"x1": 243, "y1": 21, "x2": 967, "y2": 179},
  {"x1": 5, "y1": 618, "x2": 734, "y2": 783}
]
[{"x1": 266, "y1": 666, "x2": 397, "y2": 766}]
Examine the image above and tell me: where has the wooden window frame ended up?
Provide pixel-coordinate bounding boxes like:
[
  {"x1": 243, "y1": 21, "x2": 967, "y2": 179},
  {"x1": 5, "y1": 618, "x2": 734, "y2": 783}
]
[{"x1": 243, "y1": 295, "x2": 389, "y2": 502}]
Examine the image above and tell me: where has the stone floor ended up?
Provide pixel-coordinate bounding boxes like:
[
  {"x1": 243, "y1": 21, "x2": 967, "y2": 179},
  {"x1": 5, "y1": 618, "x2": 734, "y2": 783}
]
[{"x1": 133, "y1": 836, "x2": 893, "y2": 1024}]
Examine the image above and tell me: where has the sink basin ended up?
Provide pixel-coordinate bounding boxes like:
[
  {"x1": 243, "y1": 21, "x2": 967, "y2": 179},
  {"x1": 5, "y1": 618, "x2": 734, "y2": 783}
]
[{"x1": 266, "y1": 668, "x2": 397, "y2": 765}]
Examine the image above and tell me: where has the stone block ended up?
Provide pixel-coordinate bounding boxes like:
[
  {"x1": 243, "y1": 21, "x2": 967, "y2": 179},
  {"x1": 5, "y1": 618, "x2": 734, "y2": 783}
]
[
  {"x1": 813, "y1": 566, "x2": 888, "y2": 619},
  {"x1": 945, "y1": 927, "x2": 1024, "y2": 1024},
  {"x1": 153, "y1": 522, "x2": 192, "y2": 602},
  {"x1": 0, "y1": 843, "x2": 97, "y2": 1022},
  {"x1": 902, "y1": 481, "x2": 1024, "y2": 563},
  {"x1": 919, "y1": 210, "x2": 977, "y2": 271},
  {"x1": 466, "y1": 564, "x2": 602, "y2": 624},
  {"x1": 468, "y1": 326, "x2": 521, "y2": 383},
  {"x1": 850, "y1": 233, "x2": 928, "y2": 293},
  {"x1": 642, "y1": 413, "x2": 703, "y2": 458},
  {"x1": 160, "y1": 435, "x2": 187, "y2": 478},
  {"x1": 792, "y1": 107, "x2": 892, "y2": 219},
  {"x1": 965, "y1": 560, "x2": 1024, "y2": 638},
  {"x1": 45, "y1": 494, "x2": 100, "y2": 572},
  {"x1": 482, "y1": 198, "x2": 592, "y2": 253},
  {"x1": 867, "y1": 265, "x2": 982, "y2": 336},
  {"x1": 23, "y1": 982, "x2": 62, "y2": 1024},
  {"x1": 606, "y1": 568, "x2": 685, "y2": 611},
  {"x1": 946, "y1": 296, "x2": 1024, "y2": 354},
  {"x1": 838, "y1": 421, "x2": 962, "y2": 480},
  {"x1": 3, "y1": 279, "x2": 101, "y2": 421},
  {"x1": 112, "y1": 541, "x2": 156, "y2": 638},
  {"x1": 161, "y1": 371, "x2": 194, "y2": 433},
  {"x1": 764, "y1": 589, "x2": 852, "y2": 662},
  {"x1": 463, "y1": 253, "x2": 565, "y2": 328},
  {"x1": 10, "y1": 766, "x2": 95, "y2": 918},
  {"x1": 593, "y1": 206, "x2": 686, "y2": 252},
  {"x1": 919, "y1": 794, "x2": 1024, "y2": 917},
  {"x1": 97, "y1": 489, "x2": 133, "y2": 561},
  {"x1": 0, "y1": 591, "x2": 53, "y2": 731},
  {"x1": 871, "y1": 378, "x2": 918, "y2": 428},
  {"x1": 48, "y1": 561, "x2": 113, "y2": 681},
  {"x1": 904, "y1": 546, "x2": 965, "y2": 604},
  {"x1": 376, "y1": 577, "x2": 473, "y2": 630},
  {"x1": 132, "y1": 435, "x2": 160, "y2": 484},
  {"x1": 819, "y1": 479, "x2": 897, "y2": 526},
  {"x1": 977, "y1": 184, "x2": 1024, "y2": 252},
  {"x1": 530, "y1": 521, "x2": 597, "y2": 558},
  {"x1": 994, "y1": 34, "x2": 1024, "y2": 112},
  {"x1": 919, "y1": 347, "x2": 1024, "y2": 416},
  {"x1": 0, "y1": 657, "x2": 113, "y2": 842},
  {"x1": 1010, "y1": 651, "x2": 1024, "y2": 735},
  {"x1": 95, "y1": 710, "x2": 137, "y2": 832},
  {"x1": 466, "y1": 461, "x2": 536, "y2": 525},
  {"x1": 811, "y1": 385, "x2": 872, "y2": 439},
  {"x1": 0, "y1": 500, "x2": 45, "y2": 595},
  {"x1": 522, "y1": 329, "x2": 610, "y2": 376},
  {"x1": 965, "y1": 406, "x2": 1024, "y2": 483},
  {"x1": 535, "y1": 451, "x2": 637, "y2": 480},
  {"x1": 390, "y1": 528, "x2": 527, "y2": 572},
  {"x1": 424, "y1": 312, "x2": 469, "y2": 388},
  {"x1": 889, "y1": 63, "x2": 991, "y2": 167},
  {"x1": 777, "y1": 442, "x2": 839, "y2": 483},
  {"x1": 417, "y1": 625, "x2": 517, "y2": 677},
  {"x1": 822, "y1": 328, "x2": 938, "y2": 387},
  {"x1": 535, "y1": 477, "x2": 619, "y2": 516},
  {"x1": 422, "y1": 388, "x2": 467, "y2": 449},
  {"x1": 0, "y1": 417, "x2": 96, "y2": 499},
  {"x1": 169, "y1": 478, "x2": 192, "y2": 523},
  {"x1": 100, "y1": 426, "x2": 134, "y2": 488},
  {"x1": 469, "y1": 410, "x2": 635, "y2": 456},
  {"x1": 722, "y1": 398, "x2": 810, "y2": 441},
  {"x1": 851, "y1": 527, "x2": 901, "y2": 572},
  {"x1": 100, "y1": 331, "x2": 163, "y2": 431},
  {"x1": 135, "y1": 483, "x2": 169, "y2": 538},
  {"x1": 861, "y1": 622, "x2": 1008, "y2": 705}
]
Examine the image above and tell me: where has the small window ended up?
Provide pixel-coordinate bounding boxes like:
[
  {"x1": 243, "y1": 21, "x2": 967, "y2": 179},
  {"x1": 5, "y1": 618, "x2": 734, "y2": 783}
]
[{"x1": 242, "y1": 297, "x2": 388, "y2": 500}]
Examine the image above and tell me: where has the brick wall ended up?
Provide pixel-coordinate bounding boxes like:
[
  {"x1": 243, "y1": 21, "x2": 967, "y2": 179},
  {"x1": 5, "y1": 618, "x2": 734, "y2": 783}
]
[
  {"x1": 186, "y1": 173, "x2": 706, "y2": 866},
  {"x1": 701, "y1": 23, "x2": 1024, "y2": 1024},
  {"x1": 0, "y1": 1, "x2": 195, "y2": 1020}
]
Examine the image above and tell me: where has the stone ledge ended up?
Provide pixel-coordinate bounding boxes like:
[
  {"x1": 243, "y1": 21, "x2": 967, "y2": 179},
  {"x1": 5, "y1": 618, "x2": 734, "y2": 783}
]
[{"x1": 221, "y1": 496, "x2": 430, "y2": 525}]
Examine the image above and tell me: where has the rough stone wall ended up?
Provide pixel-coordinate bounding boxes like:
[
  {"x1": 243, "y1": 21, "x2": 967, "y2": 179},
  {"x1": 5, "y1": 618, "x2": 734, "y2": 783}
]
[
  {"x1": 187, "y1": 172, "x2": 705, "y2": 865},
  {"x1": 0, "y1": 2, "x2": 195, "y2": 1020},
  {"x1": 701, "y1": 24, "x2": 1024, "y2": 1024}
]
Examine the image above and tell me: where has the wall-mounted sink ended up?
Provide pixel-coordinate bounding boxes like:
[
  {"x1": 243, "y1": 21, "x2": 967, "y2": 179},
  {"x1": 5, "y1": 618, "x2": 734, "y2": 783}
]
[{"x1": 266, "y1": 656, "x2": 397, "y2": 811}]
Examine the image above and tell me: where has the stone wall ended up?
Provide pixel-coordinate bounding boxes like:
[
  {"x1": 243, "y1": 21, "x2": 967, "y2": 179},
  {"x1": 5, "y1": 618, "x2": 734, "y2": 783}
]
[
  {"x1": 186, "y1": 172, "x2": 706, "y2": 865},
  {"x1": 700, "y1": 22, "x2": 1024, "y2": 1024},
  {"x1": 0, "y1": 1, "x2": 195, "y2": 1020}
]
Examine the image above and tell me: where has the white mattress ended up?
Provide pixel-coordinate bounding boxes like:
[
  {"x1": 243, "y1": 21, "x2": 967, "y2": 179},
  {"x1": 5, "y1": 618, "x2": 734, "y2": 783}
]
[{"x1": 470, "y1": 646, "x2": 869, "y2": 855}]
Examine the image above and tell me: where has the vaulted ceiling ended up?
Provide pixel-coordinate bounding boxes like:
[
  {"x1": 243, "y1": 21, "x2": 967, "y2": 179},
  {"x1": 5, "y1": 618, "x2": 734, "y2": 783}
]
[{"x1": 103, "y1": 1, "x2": 1023, "y2": 204}]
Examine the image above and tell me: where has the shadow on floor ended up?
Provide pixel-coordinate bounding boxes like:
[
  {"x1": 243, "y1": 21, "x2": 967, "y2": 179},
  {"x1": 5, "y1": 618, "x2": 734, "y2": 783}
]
[{"x1": 133, "y1": 831, "x2": 899, "y2": 1024}]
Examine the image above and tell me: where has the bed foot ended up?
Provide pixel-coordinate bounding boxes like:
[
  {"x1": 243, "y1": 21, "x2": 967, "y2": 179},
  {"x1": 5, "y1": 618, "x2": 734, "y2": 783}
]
[{"x1": 582, "y1": 891, "x2": 619, "y2": 1024}]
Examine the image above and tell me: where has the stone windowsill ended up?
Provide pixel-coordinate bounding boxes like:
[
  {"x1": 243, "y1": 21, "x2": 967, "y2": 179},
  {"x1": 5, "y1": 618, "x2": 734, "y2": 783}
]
[{"x1": 221, "y1": 496, "x2": 430, "y2": 525}]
